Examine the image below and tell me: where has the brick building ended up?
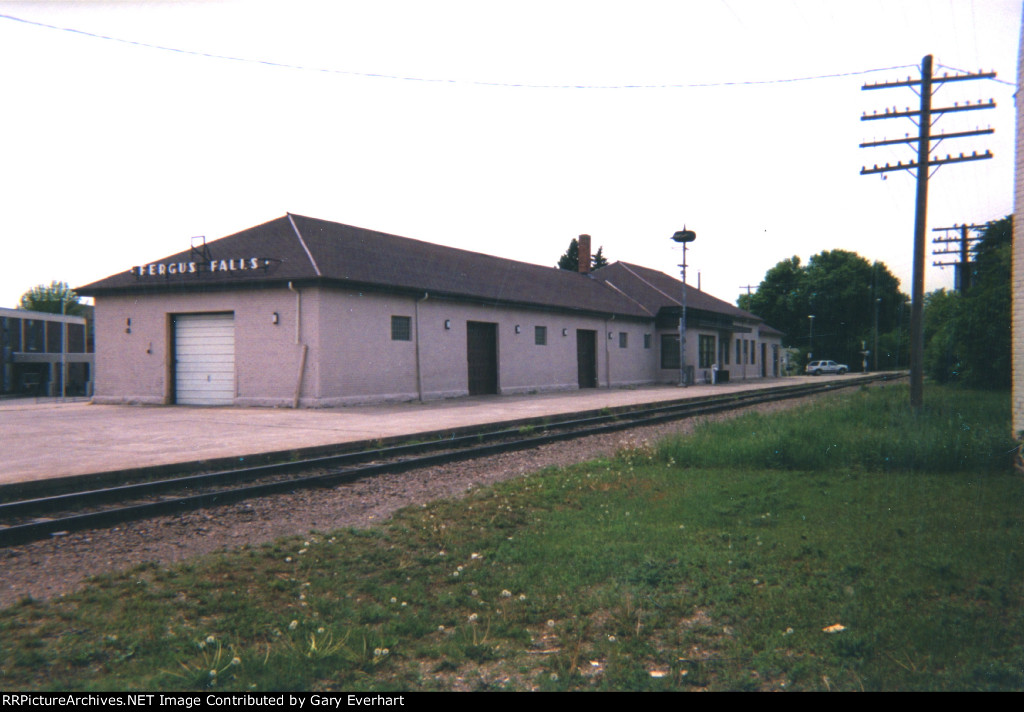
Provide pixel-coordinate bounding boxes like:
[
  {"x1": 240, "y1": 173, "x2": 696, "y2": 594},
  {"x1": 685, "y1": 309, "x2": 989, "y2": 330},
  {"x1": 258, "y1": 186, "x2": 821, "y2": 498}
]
[{"x1": 77, "y1": 215, "x2": 782, "y2": 407}]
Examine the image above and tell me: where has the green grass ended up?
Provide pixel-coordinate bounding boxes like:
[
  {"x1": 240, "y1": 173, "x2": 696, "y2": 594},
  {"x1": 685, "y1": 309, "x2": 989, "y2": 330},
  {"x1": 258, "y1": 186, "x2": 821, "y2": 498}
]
[{"x1": 0, "y1": 384, "x2": 1021, "y2": 691}]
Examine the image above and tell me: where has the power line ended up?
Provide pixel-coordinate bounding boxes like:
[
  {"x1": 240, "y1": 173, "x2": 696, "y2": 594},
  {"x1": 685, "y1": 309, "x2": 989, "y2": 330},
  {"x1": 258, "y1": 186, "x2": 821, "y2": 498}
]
[{"x1": 0, "y1": 12, "x2": 925, "y2": 90}]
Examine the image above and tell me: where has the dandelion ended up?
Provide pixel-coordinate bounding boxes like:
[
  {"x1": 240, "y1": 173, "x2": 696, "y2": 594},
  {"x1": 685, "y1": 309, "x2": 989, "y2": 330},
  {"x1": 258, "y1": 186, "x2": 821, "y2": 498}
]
[
  {"x1": 289, "y1": 620, "x2": 299, "y2": 630},
  {"x1": 206, "y1": 635, "x2": 216, "y2": 644},
  {"x1": 285, "y1": 557, "x2": 293, "y2": 563},
  {"x1": 608, "y1": 635, "x2": 617, "y2": 642},
  {"x1": 546, "y1": 619, "x2": 555, "y2": 628},
  {"x1": 468, "y1": 613, "x2": 479, "y2": 623},
  {"x1": 500, "y1": 590, "x2": 512, "y2": 598},
  {"x1": 519, "y1": 594, "x2": 527, "y2": 601},
  {"x1": 471, "y1": 589, "x2": 478, "y2": 597},
  {"x1": 471, "y1": 553, "x2": 482, "y2": 560},
  {"x1": 230, "y1": 657, "x2": 241, "y2": 667},
  {"x1": 298, "y1": 549, "x2": 308, "y2": 555},
  {"x1": 390, "y1": 597, "x2": 398, "y2": 604}
]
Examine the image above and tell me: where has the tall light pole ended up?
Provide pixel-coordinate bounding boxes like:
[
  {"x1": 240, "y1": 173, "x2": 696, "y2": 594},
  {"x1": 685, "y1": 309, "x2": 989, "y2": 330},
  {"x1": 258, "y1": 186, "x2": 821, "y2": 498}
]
[
  {"x1": 672, "y1": 228, "x2": 697, "y2": 386},
  {"x1": 874, "y1": 297, "x2": 881, "y2": 372},
  {"x1": 808, "y1": 315, "x2": 815, "y2": 363}
]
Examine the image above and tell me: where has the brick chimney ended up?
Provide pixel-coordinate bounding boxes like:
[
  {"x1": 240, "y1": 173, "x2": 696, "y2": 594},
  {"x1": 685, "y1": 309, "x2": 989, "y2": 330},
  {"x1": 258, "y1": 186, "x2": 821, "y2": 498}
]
[{"x1": 578, "y1": 234, "x2": 591, "y2": 275}]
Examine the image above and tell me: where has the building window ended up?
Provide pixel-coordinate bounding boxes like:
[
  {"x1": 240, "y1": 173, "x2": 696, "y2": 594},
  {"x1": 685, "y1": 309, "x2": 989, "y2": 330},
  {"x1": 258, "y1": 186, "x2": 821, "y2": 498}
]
[
  {"x1": 750, "y1": 340, "x2": 756, "y2": 364},
  {"x1": 644, "y1": 333, "x2": 651, "y2": 349},
  {"x1": 736, "y1": 340, "x2": 741, "y2": 364},
  {"x1": 619, "y1": 332, "x2": 628, "y2": 348},
  {"x1": 68, "y1": 323, "x2": 86, "y2": 353},
  {"x1": 743, "y1": 340, "x2": 749, "y2": 364},
  {"x1": 720, "y1": 337, "x2": 730, "y2": 365},
  {"x1": 661, "y1": 334, "x2": 680, "y2": 369},
  {"x1": 699, "y1": 334, "x2": 715, "y2": 368},
  {"x1": 535, "y1": 325, "x2": 547, "y2": 345},
  {"x1": 391, "y1": 315, "x2": 411, "y2": 341}
]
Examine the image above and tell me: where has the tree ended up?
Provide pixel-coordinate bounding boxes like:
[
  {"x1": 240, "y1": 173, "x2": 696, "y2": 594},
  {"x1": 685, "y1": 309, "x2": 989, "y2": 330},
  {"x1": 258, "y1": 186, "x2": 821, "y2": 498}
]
[
  {"x1": 557, "y1": 239, "x2": 580, "y2": 271},
  {"x1": 18, "y1": 281, "x2": 85, "y2": 315},
  {"x1": 738, "y1": 250, "x2": 907, "y2": 369},
  {"x1": 556, "y1": 239, "x2": 609, "y2": 271},
  {"x1": 923, "y1": 216, "x2": 1010, "y2": 389}
]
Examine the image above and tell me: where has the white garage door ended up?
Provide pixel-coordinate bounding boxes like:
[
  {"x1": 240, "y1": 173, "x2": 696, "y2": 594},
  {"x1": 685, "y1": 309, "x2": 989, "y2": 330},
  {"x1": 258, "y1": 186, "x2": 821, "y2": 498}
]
[{"x1": 174, "y1": 313, "x2": 235, "y2": 406}]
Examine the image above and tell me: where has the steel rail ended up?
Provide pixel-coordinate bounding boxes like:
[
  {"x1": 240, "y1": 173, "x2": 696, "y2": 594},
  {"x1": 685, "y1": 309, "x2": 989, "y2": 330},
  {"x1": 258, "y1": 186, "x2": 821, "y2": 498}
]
[{"x1": 0, "y1": 374, "x2": 901, "y2": 547}]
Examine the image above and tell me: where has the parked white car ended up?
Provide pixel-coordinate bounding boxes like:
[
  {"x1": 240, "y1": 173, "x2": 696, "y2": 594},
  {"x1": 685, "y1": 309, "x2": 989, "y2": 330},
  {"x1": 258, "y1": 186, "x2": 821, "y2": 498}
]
[{"x1": 805, "y1": 360, "x2": 849, "y2": 375}]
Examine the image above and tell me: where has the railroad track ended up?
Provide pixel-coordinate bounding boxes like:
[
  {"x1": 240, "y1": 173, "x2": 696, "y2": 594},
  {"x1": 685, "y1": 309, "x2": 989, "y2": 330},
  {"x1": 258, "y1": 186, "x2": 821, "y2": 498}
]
[{"x1": 0, "y1": 374, "x2": 903, "y2": 547}]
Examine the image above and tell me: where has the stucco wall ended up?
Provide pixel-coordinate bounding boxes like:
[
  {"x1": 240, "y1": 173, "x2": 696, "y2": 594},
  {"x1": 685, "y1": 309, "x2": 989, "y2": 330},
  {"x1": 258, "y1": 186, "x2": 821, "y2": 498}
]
[
  {"x1": 92, "y1": 289, "x2": 304, "y2": 406},
  {"x1": 91, "y1": 284, "x2": 779, "y2": 408},
  {"x1": 310, "y1": 288, "x2": 655, "y2": 406}
]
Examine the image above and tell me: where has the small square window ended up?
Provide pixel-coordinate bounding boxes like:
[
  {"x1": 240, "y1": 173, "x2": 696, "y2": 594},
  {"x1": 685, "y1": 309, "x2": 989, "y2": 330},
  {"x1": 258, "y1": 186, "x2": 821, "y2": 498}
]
[
  {"x1": 619, "y1": 332, "x2": 628, "y2": 348},
  {"x1": 391, "y1": 315, "x2": 411, "y2": 341},
  {"x1": 535, "y1": 325, "x2": 547, "y2": 345}
]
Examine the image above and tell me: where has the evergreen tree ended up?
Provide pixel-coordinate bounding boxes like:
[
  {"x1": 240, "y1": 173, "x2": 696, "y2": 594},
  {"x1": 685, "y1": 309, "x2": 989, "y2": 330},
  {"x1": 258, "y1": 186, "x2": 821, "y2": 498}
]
[{"x1": 556, "y1": 239, "x2": 609, "y2": 271}]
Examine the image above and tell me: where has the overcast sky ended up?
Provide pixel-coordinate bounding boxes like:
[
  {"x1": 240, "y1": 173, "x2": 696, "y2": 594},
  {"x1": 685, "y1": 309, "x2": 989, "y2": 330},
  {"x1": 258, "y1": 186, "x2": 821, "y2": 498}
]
[{"x1": 0, "y1": 0, "x2": 1019, "y2": 310}]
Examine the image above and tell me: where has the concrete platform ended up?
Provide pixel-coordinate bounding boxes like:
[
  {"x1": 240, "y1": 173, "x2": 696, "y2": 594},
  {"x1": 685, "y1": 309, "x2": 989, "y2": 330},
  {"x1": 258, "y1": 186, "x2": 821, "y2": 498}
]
[{"x1": 0, "y1": 376, "x2": 853, "y2": 486}]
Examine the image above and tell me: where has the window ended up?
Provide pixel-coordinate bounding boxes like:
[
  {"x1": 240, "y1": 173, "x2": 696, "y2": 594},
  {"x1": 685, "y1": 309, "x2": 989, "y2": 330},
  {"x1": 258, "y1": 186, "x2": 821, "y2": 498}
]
[
  {"x1": 535, "y1": 325, "x2": 547, "y2": 345},
  {"x1": 391, "y1": 315, "x2": 411, "y2": 341},
  {"x1": 736, "y1": 340, "x2": 741, "y2": 364},
  {"x1": 661, "y1": 334, "x2": 680, "y2": 370},
  {"x1": 743, "y1": 340, "x2": 749, "y2": 364},
  {"x1": 644, "y1": 333, "x2": 651, "y2": 349},
  {"x1": 699, "y1": 334, "x2": 715, "y2": 368},
  {"x1": 619, "y1": 332, "x2": 628, "y2": 348},
  {"x1": 750, "y1": 340, "x2": 756, "y2": 364}
]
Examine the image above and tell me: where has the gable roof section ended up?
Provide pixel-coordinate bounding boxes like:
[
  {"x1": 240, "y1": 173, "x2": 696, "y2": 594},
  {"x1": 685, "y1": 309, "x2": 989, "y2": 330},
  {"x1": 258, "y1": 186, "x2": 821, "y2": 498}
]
[
  {"x1": 77, "y1": 215, "x2": 653, "y2": 319},
  {"x1": 591, "y1": 261, "x2": 760, "y2": 321}
]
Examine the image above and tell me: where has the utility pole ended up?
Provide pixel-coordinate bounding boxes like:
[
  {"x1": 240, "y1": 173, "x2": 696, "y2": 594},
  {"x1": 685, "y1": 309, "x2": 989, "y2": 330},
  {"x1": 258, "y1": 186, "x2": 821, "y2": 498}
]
[
  {"x1": 860, "y1": 55, "x2": 996, "y2": 408},
  {"x1": 932, "y1": 223, "x2": 986, "y2": 292}
]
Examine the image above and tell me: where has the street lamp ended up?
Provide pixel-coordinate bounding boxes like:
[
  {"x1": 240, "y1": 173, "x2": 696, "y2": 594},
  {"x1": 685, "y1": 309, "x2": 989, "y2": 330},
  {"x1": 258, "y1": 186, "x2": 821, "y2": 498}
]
[
  {"x1": 672, "y1": 228, "x2": 697, "y2": 386},
  {"x1": 808, "y1": 315, "x2": 815, "y2": 363}
]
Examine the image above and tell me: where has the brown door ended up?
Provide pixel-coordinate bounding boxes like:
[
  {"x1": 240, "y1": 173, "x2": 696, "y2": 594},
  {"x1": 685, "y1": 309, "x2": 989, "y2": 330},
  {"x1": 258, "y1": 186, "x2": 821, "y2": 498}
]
[
  {"x1": 576, "y1": 329, "x2": 597, "y2": 388},
  {"x1": 467, "y1": 321, "x2": 498, "y2": 395}
]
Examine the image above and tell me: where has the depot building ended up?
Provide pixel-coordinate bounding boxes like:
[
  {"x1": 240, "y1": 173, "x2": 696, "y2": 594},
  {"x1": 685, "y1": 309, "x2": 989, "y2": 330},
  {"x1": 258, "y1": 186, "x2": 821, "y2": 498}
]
[{"x1": 77, "y1": 214, "x2": 783, "y2": 407}]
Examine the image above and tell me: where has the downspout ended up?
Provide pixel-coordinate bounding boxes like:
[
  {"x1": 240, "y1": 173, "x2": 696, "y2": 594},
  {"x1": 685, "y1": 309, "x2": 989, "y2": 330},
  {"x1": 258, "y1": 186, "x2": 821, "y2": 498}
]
[
  {"x1": 604, "y1": 315, "x2": 614, "y2": 388},
  {"x1": 415, "y1": 293, "x2": 429, "y2": 402},
  {"x1": 288, "y1": 281, "x2": 307, "y2": 408}
]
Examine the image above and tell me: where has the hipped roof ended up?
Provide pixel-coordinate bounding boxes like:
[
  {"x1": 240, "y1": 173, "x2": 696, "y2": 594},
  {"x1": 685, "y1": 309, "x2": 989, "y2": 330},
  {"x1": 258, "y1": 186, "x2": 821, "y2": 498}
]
[{"x1": 78, "y1": 214, "x2": 764, "y2": 325}]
